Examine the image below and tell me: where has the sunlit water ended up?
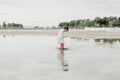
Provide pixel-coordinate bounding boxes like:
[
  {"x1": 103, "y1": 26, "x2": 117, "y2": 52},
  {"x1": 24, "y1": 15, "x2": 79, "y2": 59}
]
[{"x1": 0, "y1": 35, "x2": 120, "y2": 80}]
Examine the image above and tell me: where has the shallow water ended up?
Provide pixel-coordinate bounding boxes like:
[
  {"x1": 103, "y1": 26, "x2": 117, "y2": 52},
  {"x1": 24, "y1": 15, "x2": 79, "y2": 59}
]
[{"x1": 0, "y1": 35, "x2": 120, "y2": 80}]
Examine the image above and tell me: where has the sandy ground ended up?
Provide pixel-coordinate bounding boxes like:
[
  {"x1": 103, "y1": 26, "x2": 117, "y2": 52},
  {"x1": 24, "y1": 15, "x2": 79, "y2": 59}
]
[{"x1": 0, "y1": 29, "x2": 120, "y2": 39}]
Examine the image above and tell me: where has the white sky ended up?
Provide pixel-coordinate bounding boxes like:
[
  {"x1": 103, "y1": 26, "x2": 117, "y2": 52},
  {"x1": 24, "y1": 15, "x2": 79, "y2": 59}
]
[{"x1": 0, "y1": 0, "x2": 120, "y2": 27}]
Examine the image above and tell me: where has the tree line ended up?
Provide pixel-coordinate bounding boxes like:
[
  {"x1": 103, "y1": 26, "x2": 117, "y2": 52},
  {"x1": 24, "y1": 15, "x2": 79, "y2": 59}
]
[
  {"x1": 58, "y1": 16, "x2": 120, "y2": 28},
  {"x1": 0, "y1": 22, "x2": 24, "y2": 29}
]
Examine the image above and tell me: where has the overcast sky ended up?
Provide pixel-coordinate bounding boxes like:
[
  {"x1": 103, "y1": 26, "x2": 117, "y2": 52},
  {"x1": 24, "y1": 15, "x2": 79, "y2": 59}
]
[{"x1": 0, "y1": 0, "x2": 120, "y2": 27}]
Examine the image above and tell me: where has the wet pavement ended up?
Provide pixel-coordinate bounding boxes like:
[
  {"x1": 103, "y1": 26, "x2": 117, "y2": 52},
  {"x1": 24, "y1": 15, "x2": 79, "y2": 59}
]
[{"x1": 0, "y1": 35, "x2": 120, "y2": 80}]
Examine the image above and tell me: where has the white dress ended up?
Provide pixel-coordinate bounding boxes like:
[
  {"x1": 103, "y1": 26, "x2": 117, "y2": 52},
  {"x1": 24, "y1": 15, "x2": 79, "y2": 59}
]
[{"x1": 58, "y1": 29, "x2": 64, "y2": 44}]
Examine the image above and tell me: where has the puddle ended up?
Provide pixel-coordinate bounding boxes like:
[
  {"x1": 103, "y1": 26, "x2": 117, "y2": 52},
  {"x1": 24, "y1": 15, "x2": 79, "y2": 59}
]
[{"x1": 0, "y1": 35, "x2": 120, "y2": 80}]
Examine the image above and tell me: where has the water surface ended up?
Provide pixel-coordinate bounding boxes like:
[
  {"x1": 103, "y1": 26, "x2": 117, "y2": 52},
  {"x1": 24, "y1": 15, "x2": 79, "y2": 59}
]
[{"x1": 0, "y1": 35, "x2": 120, "y2": 80}]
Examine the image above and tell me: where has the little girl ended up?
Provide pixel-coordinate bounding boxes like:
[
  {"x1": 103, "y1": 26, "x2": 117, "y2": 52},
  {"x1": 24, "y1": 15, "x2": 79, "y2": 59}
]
[{"x1": 58, "y1": 26, "x2": 69, "y2": 50}]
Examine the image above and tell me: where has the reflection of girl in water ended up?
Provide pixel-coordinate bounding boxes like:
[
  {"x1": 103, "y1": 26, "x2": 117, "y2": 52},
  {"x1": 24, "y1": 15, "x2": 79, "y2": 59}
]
[
  {"x1": 58, "y1": 49, "x2": 69, "y2": 71},
  {"x1": 58, "y1": 26, "x2": 69, "y2": 50}
]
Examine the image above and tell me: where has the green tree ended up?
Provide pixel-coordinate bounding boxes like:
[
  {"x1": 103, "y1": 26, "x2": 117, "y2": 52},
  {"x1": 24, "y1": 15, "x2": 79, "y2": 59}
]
[
  {"x1": 58, "y1": 22, "x2": 69, "y2": 28},
  {"x1": 2, "y1": 22, "x2": 7, "y2": 29},
  {"x1": 58, "y1": 16, "x2": 120, "y2": 28},
  {"x1": 85, "y1": 19, "x2": 92, "y2": 27},
  {"x1": 118, "y1": 17, "x2": 120, "y2": 27},
  {"x1": 102, "y1": 17, "x2": 109, "y2": 27},
  {"x1": 69, "y1": 20, "x2": 76, "y2": 28},
  {"x1": 76, "y1": 20, "x2": 83, "y2": 28},
  {"x1": 95, "y1": 17, "x2": 102, "y2": 27},
  {"x1": 112, "y1": 19, "x2": 119, "y2": 27},
  {"x1": 6, "y1": 23, "x2": 24, "y2": 29}
]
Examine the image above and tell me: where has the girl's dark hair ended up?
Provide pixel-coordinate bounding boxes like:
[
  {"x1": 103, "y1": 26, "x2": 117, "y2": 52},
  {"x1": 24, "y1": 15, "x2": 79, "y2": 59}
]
[{"x1": 63, "y1": 26, "x2": 69, "y2": 31}]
